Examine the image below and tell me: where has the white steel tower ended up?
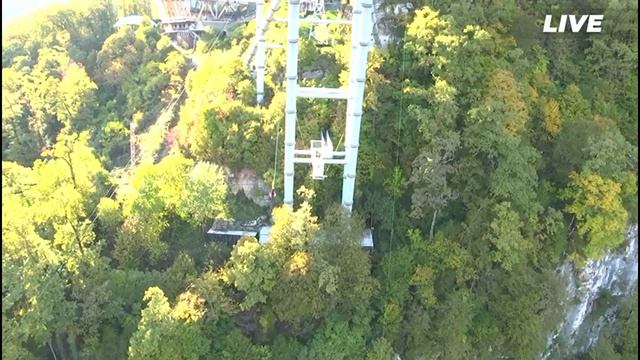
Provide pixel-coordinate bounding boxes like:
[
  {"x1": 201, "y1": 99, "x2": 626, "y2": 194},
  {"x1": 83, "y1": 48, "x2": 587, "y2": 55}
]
[{"x1": 282, "y1": 0, "x2": 374, "y2": 211}]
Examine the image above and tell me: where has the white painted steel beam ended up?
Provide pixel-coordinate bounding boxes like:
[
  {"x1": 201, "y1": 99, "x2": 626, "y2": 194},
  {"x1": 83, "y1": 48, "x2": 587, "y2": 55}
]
[
  {"x1": 297, "y1": 87, "x2": 350, "y2": 99},
  {"x1": 294, "y1": 150, "x2": 346, "y2": 156},
  {"x1": 341, "y1": 0, "x2": 373, "y2": 211},
  {"x1": 293, "y1": 158, "x2": 347, "y2": 164},
  {"x1": 283, "y1": 0, "x2": 300, "y2": 206}
]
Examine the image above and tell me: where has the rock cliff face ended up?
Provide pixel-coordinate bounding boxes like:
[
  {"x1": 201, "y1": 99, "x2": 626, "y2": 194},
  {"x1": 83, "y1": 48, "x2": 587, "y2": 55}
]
[
  {"x1": 543, "y1": 225, "x2": 638, "y2": 358},
  {"x1": 227, "y1": 167, "x2": 272, "y2": 208}
]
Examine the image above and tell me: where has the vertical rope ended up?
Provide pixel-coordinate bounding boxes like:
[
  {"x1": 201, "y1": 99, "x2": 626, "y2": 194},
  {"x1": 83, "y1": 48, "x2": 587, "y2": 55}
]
[{"x1": 272, "y1": 119, "x2": 280, "y2": 189}]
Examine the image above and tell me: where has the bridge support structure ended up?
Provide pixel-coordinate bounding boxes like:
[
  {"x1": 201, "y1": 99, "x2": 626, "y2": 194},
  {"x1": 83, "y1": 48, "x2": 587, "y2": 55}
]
[{"x1": 282, "y1": 0, "x2": 373, "y2": 211}]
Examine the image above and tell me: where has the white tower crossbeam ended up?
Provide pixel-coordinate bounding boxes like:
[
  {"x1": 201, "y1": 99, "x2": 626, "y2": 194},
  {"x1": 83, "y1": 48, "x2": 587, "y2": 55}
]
[{"x1": 283, "y1": 0, "x2": 301, "y2": 205}]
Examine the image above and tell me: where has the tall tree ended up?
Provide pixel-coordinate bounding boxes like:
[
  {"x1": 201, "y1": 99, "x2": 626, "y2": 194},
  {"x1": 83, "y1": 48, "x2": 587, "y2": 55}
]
[
  {"x1": 128, "y1": 287, "x2": 210, "y2": 360},
  {"x1": 564, "y1": 171, "x2": 628, "y2": 259}
]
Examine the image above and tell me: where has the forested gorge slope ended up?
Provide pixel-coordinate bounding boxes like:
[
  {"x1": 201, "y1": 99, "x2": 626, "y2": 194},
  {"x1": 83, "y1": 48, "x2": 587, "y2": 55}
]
[{"x1": 2, "y1": 0, "x2": 638, "y2": 359}]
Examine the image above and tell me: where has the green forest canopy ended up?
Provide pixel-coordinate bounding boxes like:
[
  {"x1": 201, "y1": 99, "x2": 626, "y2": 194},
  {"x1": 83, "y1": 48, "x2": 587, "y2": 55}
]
[{"x1": 2, "y1": 0, "x2": 637, "y2": 359}]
